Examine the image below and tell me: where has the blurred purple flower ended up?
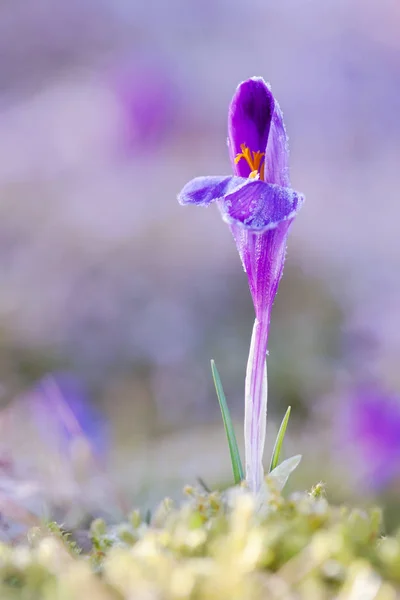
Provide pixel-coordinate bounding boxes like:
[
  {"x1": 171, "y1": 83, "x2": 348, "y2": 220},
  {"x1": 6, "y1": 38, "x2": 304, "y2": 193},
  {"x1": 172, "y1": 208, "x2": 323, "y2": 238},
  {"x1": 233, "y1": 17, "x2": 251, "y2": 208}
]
[
  {"x1": 32, "y1": 373, "x2": 108, "y2": 460},
  {"x1": 341, "y1": 385, "x2": 400, "y2": 490},
  {"x1": 178, "y1": 77, "x2": 304, "y2": 491},
  {"x1": 113, "y1": 59, "x2": 179, "y2": 153}
]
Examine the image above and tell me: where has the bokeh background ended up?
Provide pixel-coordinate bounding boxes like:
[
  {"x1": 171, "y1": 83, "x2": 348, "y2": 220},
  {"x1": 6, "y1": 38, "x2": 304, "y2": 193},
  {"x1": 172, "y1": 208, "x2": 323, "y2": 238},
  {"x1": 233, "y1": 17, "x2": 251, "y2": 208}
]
[{"x1": 0, "y1": 0, "x2": 400, "y2": 534}]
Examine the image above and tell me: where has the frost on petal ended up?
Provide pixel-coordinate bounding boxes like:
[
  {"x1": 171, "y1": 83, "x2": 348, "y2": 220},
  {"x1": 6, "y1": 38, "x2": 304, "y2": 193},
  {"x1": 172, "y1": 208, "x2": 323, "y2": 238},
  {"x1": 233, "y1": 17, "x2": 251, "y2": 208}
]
[
  {"x1": 264, "y1": 98, "x2": 290, "y2": 187},
  {"x1": 228, "y1": 77, "x2": 274, "y2": 177},
  {"x1": 219, "y1": 179, "x2": 304, "y2": 232},
  {"x1": 177, "y1": 175, "x2": 245, "y2": 206}
]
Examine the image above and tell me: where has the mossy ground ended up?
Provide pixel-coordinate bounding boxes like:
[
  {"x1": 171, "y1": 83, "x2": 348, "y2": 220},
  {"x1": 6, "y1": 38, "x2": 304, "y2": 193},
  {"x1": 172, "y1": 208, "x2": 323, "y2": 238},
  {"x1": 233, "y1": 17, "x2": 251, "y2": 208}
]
[{"x1": 0, "y1": 483, "x2": 399, "y2": 599}]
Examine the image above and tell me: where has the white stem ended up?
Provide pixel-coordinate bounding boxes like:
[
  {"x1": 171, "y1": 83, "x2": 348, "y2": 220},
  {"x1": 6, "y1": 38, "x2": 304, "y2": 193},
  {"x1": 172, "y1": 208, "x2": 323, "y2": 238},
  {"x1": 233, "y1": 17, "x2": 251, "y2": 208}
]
[{"x1": 244, "y1": 318, "x2": 268, "y2": 492}]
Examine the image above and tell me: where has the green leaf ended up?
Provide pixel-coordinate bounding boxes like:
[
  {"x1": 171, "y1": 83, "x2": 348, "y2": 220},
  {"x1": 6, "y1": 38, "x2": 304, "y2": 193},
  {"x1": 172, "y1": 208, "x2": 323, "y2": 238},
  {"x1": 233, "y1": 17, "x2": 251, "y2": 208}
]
[
  {"x1": 268, "y1": 454, "x2": 302, "y2": 491},
  {"x1": 269, "y1": 406, "x2": 291, "y2": 473},
  {"x1": 211, "y1": 360, "x2": 244, "y2": 484}
]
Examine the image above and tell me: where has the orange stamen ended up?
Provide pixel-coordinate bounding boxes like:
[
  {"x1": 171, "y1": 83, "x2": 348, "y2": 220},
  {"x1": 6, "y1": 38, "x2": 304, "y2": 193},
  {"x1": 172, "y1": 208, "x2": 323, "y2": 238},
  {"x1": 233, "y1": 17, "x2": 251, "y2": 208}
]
[{"x1": 235, "y1": 144, "x2": 265, "y2": 180}]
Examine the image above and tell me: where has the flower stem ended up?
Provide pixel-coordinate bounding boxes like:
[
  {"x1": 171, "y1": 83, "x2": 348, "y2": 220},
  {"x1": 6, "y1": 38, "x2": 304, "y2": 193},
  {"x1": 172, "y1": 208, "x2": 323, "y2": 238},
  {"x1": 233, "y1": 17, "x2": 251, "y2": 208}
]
[{"x1": 244, "y1": 318, "x2": 269, "y2": 492}]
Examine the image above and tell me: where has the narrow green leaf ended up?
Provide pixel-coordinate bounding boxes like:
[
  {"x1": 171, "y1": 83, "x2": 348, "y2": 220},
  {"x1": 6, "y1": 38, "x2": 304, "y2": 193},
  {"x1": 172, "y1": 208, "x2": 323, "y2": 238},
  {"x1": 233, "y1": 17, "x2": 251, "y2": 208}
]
[
  {"x1": 211, "y1": 359, "x2": 244, "y2": 484},
  {"x1": 269, "y1": 406, "x2": 291, "y2": 473}
]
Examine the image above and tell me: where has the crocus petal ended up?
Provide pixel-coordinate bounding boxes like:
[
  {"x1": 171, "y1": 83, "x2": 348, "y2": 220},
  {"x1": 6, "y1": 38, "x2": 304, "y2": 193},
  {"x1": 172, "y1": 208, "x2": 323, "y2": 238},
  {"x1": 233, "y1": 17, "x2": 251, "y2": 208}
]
[
  {"x1": 228, "y1": 77, "x2": 290, "y2": 188},
  {"x1": 228, "y1": 77, "x2": 274, "y2": 178},
  {"x1": 264, "y1": 98, "x2": 290, "y2": 187},
  {"x1": 219, "y1": 179, "x2": 304, "y2": 232},
  {"x1": 178, "y1": 175, "x2": 246, "y2": 206}
]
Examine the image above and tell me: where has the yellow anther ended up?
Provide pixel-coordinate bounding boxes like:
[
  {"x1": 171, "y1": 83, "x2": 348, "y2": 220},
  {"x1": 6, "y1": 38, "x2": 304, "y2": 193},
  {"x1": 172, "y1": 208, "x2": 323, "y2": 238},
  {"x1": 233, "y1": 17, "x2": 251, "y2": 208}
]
[{"x1": 235, "y1": 144, "x2": 265, "y2": 180}]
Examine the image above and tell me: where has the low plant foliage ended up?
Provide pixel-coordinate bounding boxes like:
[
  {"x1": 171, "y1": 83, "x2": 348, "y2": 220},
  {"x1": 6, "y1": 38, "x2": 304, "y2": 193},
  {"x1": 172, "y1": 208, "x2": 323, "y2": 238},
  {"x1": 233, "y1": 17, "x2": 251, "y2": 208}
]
[{"x1": 0, "y1": 484, "x2": 399, "y2": 599}]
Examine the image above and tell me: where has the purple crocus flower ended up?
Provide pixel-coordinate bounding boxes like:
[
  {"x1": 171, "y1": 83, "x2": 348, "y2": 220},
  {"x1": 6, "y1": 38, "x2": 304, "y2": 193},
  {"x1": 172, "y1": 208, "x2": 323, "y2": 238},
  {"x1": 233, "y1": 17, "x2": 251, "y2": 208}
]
[
  {"x1": 178, "y1": 77, "x2": 304, "y2": 492},
  {"x1": 113, "y1": 58, "x2": 178, "y2": 154},
  {"x1": 31, "y1": 373, "x2": 108, "y2": 460},
  {"x1": 340, "y1": 385, "x2": 400, "y2": 491}
]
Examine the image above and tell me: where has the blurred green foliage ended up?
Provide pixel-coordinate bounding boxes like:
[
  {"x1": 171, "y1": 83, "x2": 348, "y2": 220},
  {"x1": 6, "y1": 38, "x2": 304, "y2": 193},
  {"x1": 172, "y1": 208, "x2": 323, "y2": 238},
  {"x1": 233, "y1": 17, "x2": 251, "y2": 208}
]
[{"x1": 0, "y1": 484, "x2": 399, "y2": 599}]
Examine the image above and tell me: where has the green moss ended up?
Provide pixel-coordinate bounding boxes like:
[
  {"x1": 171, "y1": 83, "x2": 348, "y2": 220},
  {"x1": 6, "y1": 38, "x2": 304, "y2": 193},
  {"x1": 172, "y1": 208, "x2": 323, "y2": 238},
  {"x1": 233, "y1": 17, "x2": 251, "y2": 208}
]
[{"x1": 0, "y1": 486, "x2": 399, "y2": 599}]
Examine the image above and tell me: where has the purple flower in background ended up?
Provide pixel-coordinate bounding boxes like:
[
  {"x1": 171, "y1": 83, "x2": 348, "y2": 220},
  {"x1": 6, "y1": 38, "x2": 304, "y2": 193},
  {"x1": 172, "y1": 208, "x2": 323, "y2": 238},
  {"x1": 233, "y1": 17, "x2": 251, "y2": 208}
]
[
  {"x1": 32, "y1": 373, "x2": 108, "y2": 460},
  {"x1": 178, "y1": 77, "x2": 304, "y2": 492},
  {"x1": 113, "y1": 58, "x2": 179, "y2": 154},
  {"x1": 0, "y1": 374, "x2": 119, "y2": 526},
  {"x1": 341, "y1": 385, "x2": 400, "y2": 490}
]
